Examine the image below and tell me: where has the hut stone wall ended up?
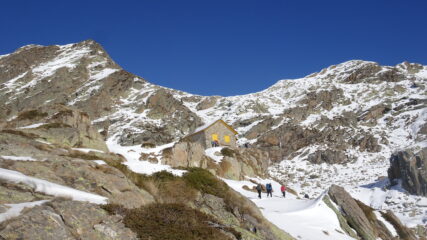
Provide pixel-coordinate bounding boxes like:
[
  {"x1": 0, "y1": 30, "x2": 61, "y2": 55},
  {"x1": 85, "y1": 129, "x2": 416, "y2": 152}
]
[
  {"x1": 203, "y1": 121, "x2": 237, "y2": 148},
  {"x1": 187, "y1": 131, "x2": 207, "y2": 148}
]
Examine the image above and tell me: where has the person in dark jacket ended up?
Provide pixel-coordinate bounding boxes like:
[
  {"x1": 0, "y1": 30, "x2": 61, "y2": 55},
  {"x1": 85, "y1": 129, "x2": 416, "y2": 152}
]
[
  {"x1": 266, "y1": 183, "x2": 273, "y2": 197},
  {"x1": 256, "y1": 184, "x2": 262, "y2": 199},
  {"x1": 280, "y1": 185, "x2": 286, "y2": 198}
]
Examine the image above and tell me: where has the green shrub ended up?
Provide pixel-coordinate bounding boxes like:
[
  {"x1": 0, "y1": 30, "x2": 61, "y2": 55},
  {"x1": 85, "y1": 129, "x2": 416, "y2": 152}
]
[
  {"x1": 66, "y1": 150, "x2": 106, "y2": 160},
  {"x1": 15, "y1": 110, "x2": 48, "y2": 121},
  {"x1": 151, "y1": 170, "x2": 177, "y2": 182},
  {"x1": 183, "y1": 168, "x2": 229, "y2": 198},
  {"x1": 1, "y1": 129, "x2": 39, "y2": 139},
  {"x1": 221, "y1": 147, "x2": 235, "y2": 157},
  {"x1": 102, "y1": 203, "x2": 240, "y2": 240},
  {"x1": 35, "y1": 123, "x2": 72, "y2": 129}
]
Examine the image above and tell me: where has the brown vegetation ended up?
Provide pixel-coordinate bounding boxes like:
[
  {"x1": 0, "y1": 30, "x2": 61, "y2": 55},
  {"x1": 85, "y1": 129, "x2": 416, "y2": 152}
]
[
  {"x1": 221, "y1": 147, "x2": 236, "y2": 157},
  {"x1": 102, "y1": 203, "x2": 241, "y2": 240},
  {"x1": 15, "y1": 109, "x2": 48, "y2": 121}
]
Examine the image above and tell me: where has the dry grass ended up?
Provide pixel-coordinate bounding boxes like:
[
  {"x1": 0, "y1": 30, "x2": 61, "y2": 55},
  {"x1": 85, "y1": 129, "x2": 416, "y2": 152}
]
[
  {"x1": 15, "y1": 110, "x2": 48, "y2": 121},
  {"x1": 102, "y1": 203, "x2": 241, "y2": 240},
  {"x1": 35, "y1": 123, "x2": 72, "y2": 129},
  {"x1": 1, "y1": 129, "x2": 39, "y2": 139},
  {"x1": 221, "y1": 147, "x2": 236, "y2": 157}
]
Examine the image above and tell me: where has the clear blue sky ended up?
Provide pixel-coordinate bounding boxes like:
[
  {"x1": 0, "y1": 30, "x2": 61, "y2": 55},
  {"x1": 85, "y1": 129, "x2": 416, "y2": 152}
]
[{"x1": 1, "y1": 1, "x2": 426, "y2": 96}]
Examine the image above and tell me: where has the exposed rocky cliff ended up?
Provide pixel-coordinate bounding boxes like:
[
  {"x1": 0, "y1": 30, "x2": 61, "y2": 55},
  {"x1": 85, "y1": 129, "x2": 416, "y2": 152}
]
[{"x1": 388, "y1": 148, "x2": 427, "y2": 196}]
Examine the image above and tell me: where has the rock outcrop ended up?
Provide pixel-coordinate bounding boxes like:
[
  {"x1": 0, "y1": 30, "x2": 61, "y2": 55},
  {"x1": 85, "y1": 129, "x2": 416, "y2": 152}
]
[
  {"x1": 162, "y1": 141, "x2": 270, "y2": 180},
  {"x1": 0, "y1": 199, "x2": 138, "y2": 240},
  {"x1": 388, "y1": 148, "x2": 427, "y2": 196},
  {"x1": 326, "y1": 185, "x2": 417, "y2": 240},
  {"x1": 4, "y1": 104, "x2": 108, "y2": 151},
  {"x1": 328, "y1": 185, "x2": 377, "y2": 240},
  {"x1": 0, "y1": 130, "x2": 154, "y2": 208}
]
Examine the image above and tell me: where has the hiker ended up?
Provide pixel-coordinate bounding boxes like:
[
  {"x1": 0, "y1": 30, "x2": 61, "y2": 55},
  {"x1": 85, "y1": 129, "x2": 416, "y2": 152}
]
[
  {"x1": 214, "y1": 140, "x2": 219, "y2": 147},
  {"x1": 256, "y1": 183, "x2": 262, "y2": 199},
  {"x1": 280, "y1": 185, "x2": 286, "y2": 198},
  {"x1": 244, "y1": 143, "x2": 249, "y2": 148},
  {"x1": 266, "y1": 183, "x2": 273, "y2": 197}
]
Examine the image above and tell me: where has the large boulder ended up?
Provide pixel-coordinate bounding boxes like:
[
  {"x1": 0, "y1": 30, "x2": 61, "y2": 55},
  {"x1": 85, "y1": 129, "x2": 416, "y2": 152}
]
[
  {"x1": 327, "y1": 185, "x2": 417, "y2": 240},
  {"x1": 0, "y1": 199, "x2": 137, "y2": 240},
  {"x1": 388, "y1": 148, "x2": 427, "y2": 196},
  {"x1": 328, "y1": 185, "x2": 377, "y2": 240},
  {"x1": 162, "y1": 141, "x2": 209, "y2": 168}
]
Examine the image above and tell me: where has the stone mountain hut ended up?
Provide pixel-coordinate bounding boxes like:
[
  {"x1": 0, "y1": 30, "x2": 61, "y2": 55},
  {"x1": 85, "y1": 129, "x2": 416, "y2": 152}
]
[{"x1": 183, "y1": 119, "x2": 238, "y2": 148}]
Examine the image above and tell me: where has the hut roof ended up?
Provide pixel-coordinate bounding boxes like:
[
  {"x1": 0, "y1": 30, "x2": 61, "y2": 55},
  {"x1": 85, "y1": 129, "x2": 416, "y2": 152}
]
[{"x1": 186, "y1": 119, "x2": 238, "y2": 138}]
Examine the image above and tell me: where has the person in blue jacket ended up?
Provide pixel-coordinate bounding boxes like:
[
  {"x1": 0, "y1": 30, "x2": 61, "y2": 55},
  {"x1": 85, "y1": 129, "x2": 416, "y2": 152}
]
[{"x1": 266, "y1": 183, "x2": 273, "y2": 197}]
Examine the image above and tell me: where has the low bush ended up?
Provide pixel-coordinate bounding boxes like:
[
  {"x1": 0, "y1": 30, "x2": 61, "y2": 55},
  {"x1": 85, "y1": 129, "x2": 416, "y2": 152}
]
[
  {"x1": 15, "y1": 110, "x2": 48, "y2": 121},
  {"x1": 66, "y1": 151, "x2": 103, "y2": 160},
  {"x1": 151, "y1": 170, "x2": 177, "y2": 182},
  {"x1": 102, "y1": 203, "x2": 240, "y2": 240},
  {"x1": 35, "y1": 123, "x2": 72, "y2": 129},
  {"x1": 1, "y1": 129, "x2": 39, "y2": 139},
  {"x1": 183, "y1": 168, "x2": 229, "y2": 198},
  {"x1": 221, "y1": 147, "x2": 235, "y2": 157}
]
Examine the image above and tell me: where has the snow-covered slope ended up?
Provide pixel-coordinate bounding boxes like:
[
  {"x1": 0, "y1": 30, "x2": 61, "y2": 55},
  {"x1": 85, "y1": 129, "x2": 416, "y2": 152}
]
[{"x1": 1, "y1": 40, "x2": 426, "y2": 234}]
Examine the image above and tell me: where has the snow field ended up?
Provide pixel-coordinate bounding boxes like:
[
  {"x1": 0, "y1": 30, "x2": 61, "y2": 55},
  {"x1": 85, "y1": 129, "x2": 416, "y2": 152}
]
[{"x1": 223, "y1": 178, "x2": 355, "y2": 240}]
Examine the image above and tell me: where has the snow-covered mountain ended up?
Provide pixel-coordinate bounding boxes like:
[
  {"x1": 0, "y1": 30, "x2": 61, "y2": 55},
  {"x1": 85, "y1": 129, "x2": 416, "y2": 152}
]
[{"x1": 0, "y1": 40, "x2": 426, "y2": 239}]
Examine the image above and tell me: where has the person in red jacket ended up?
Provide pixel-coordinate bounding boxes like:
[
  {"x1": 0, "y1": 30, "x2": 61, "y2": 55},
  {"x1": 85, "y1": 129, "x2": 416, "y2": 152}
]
[{"x1": 280, "y1": 185, "x2": 286, "y2": 198}]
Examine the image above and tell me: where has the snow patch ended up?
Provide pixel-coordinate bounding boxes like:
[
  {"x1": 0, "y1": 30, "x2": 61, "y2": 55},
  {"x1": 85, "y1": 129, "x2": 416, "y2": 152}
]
[
  {"x1": 93, "y1": 160, "x2": 107, "y2": 165},
  {"x1": 72, "y1": 148, "x2": 105, "y2": 153},
  {"x1": 205, "y1": 147, "x2": 224, "y2": 163},
  {"x1": 106, "y1": 137, "x2": 185, "y2": 176},
  {"x1": 1, "y1": 156, "x2": 37, "y2": 161},
  {"x1": 17, "y1": 123, "x2": 46, "y2": 129},
  {"x1": 0, "y1": 200, "x2": 48, "y2": 223},
  {"x1": 0, "y1": 168, "x2": 107, "y2": 204}
]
